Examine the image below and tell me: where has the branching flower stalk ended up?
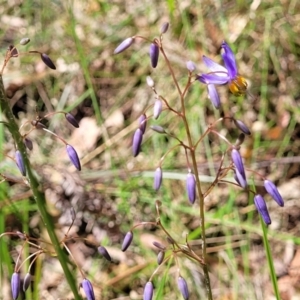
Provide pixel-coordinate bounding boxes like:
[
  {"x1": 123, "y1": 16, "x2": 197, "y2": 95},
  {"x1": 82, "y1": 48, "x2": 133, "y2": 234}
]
[
  {"x1": 159, "y1": 43, "x2": 212, "y2": 298},
  {"x1": 0, "y1": 74, "x2": 82, "y2": 299},
  {"x1": 0, "y1": 42, "x2": 83, "y2": 299},
  {"x1": 114, "y1": 22, "x2": 285, "y2": 299}
]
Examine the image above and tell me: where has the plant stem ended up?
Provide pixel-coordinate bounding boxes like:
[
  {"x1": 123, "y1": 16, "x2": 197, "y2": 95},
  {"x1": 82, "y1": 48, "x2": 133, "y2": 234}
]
[
  {"x1": 0, "y1": 75, "x2": 82, "y2": 300},
  {"x1": 261, "y1": 217, "x2": 280, "y2": 299},
  {"x1": 160, "y1": 48, "x2": 213, "y2": 299}
]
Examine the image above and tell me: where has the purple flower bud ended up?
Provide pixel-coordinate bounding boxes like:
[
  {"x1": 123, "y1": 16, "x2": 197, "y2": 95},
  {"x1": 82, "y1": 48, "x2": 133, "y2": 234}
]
[
  {"x1": 177, "y1": 276, "x2": 189, "y2": 300},
  {"x1": 24, "y1": 138, "x2": 33, "y2": 150},
  {"x1": 153, "y1": 99, "x2": 162, "y2": 119},
  {"x1": 254, "y1": 194, "x2": 271, "y2": 225},
  {"x1": 11, "y1": 272, "x2": 20, "y2": 300},
  {"x1": 132, "y1": 128, "x2": 143, "y2": 157},
  {"x1": 186, "y1": 61, "x2": 196, "y2": 72},
  {"x1": 160, "y1": 22, "x2": 169, "y2": 34},
  {"x1": 143, "y1": 281, "x2": 154, "y2": 300},
  {"x1": 114, "y1": 37, "x2": 134, "y2": 54},
  {"x1": 152, "y1": 241, "x2": 166, "y2": 250},
  {"x1": 186, "y1": 173, "x2": 196, "y2": 204},
  {"x1": 15, "y1": 150, "x2": 26, "y2": 176},
  {"x1": 149, "y1": 43, "x2": 159, "y2": 68},
  {"x1": 139, "y1": 114, "x2": 147, "y2": 134},
  {"x1": 146, "y1": 76, "x2": 155, "y2": 87},
  {"x1": 154, "y1": 167, "x2": 163, "y2": 191},
  {"x1": 81, "y1": 278, "x2": 95, "y2": 300},
  {"x1": 231, "y1": 149, "x2": 247, "y2": 188},
  {"x1": 41, "y1": 53, "x2": 56, "y2": 70},
  {"x1": 150, "y1": 125, "x2": 166, "y2": 134},
  {"x1": 20, "y1": 38, "x2": 30, "y2": 45},
  {"x1": 98, "y1": 246, "x2": 112, "y2": 262},
  {"x1": 121, "y1": 231, "x2": 133, "y2": 251},
  {"x1": 234, "y1": 119, "x2": 251, "y2": 135},
  {"x1": 157, "y1": 251, "x2": 165, "y2": 265},
  {"x1": 66, "y1": 144, "x2": 81, "y2": 171},
  {"x1": 65, "y1": 113, "x2": 79, "y2": 128},
  {"x1": 264, "y1": 180, "x2": 284, "y2": 207},
  {"x1": 23, "y1": 273, "x2": 31, "y2": 292}
]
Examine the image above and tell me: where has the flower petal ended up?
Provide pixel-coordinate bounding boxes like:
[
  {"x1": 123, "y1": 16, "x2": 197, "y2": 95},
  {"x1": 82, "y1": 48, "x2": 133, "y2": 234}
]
[
  {"x1": 198, "y1": 73, "x2": 229, "y2": 85},
  {"x1": 207, "y1": 84, "x2": 221, "y2": 109},
  {"x1": 221, "y1": 41, "x2": 237, "y2": 79},
  {"x1": 231, "y1": 149, "x2": 247, "y2": 187},
  {"x1": 202, "y1": 55, "x2": 228, "y2": 75}
]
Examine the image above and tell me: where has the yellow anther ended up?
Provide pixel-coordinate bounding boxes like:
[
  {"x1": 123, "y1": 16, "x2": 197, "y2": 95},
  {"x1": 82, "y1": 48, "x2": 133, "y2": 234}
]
[{"x1": 229, "y1": 75, "x2": 247, "y2": 96}]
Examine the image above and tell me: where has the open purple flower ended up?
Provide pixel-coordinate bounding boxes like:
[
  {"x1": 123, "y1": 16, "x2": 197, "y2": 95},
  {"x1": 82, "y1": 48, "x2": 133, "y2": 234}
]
[
  {"x1": 81, "y1": 279, "x2": 95, "y2": 300},
  {"x1": 254, "y1": 195, "x2": 271, "y2": 225},
  {"x1": 198, "y1": 41, "x2": 247, "y2": 108}
]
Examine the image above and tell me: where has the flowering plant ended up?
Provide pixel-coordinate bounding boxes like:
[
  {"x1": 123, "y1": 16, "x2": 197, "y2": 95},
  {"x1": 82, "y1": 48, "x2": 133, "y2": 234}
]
[{"x1": 114, "y1": 23, "x2": 284, "y2": 299}]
